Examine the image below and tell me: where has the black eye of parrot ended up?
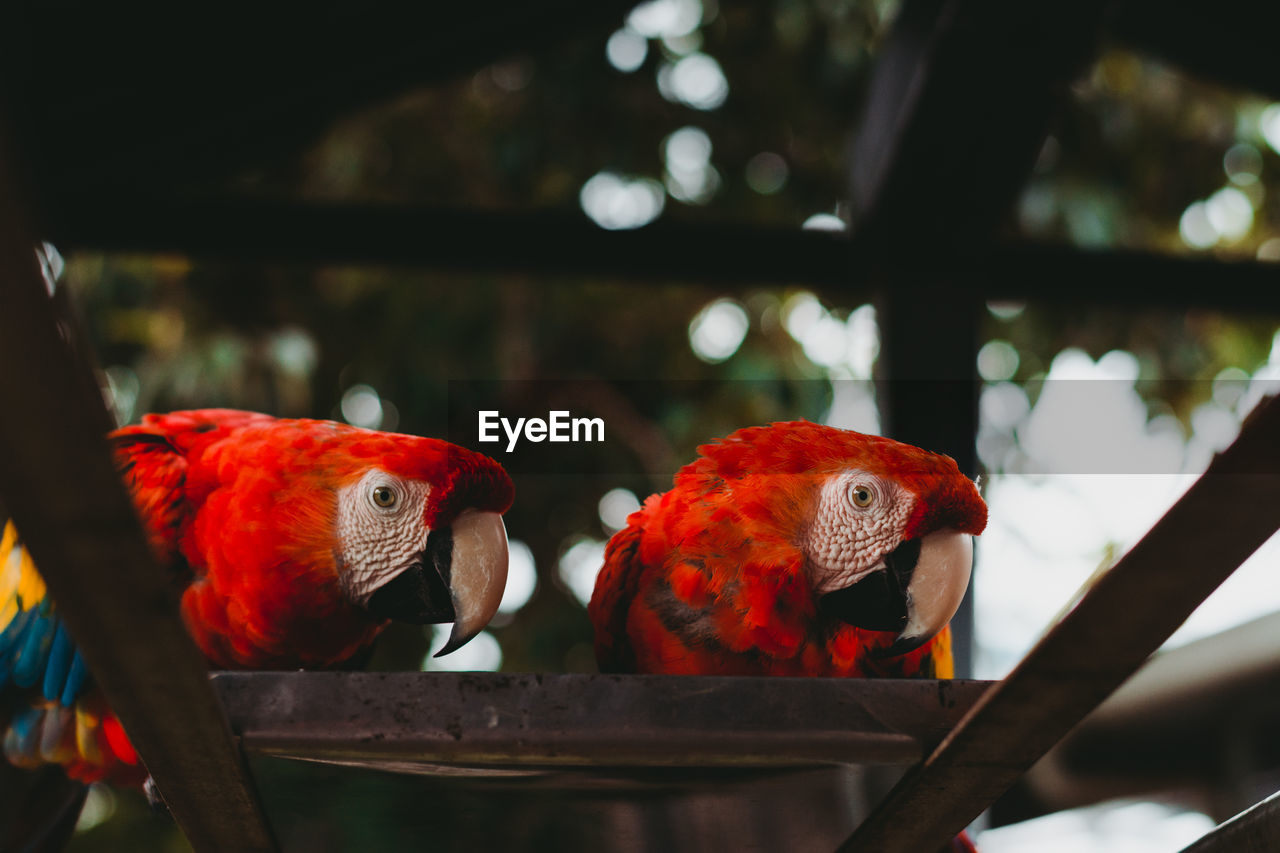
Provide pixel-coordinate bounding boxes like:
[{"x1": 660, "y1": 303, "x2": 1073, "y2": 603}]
[{"x1": 371, "y1": 485, "x2": 397, "y2": 508}]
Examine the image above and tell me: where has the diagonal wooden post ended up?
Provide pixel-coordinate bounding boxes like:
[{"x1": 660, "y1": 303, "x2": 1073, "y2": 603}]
[
  {"x1": 1178, "y1": 790, "x2": 1280, "y2": 853},
  {"x1": 0, "y1": 126, "x2": 276, "y2": 852}
]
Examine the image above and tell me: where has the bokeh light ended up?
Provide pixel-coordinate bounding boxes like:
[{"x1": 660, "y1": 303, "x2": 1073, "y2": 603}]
[
  {"x1": 977, "y1": 340, "x2": 1020, "y2": 382},
  {"x1": 1178, "y1": 201, "x2": 1217, "y2": 249},
  {"x1": 824, "y1": 380, "x2": 880, "y2": 435},
  {"x1": 579, "y1": 171, "x2": 666, "y2": 229},
  {"x1": 606, "y1": 27, "x2": 648, "y2": 73},
  {"x1": 1223, "y1": 142, "x2": 1262, "y2": 185},
  {"x1": 801, "y1": 212, "x2": 846, "y2": 231},
  {"x1": 745, "y1": 152, "x2": 789, "y2": 195},
  {"x1": 987, "y1": 301, "x2": 1027, "y2": 321},
  {"x1": 782, "y1": 291, "x2": 824, "y2": 340},
  {"x1": 423, "y1": 627, "x2": 503, "y2": 672},
  {"x1": 499, "y1": 539, "x2": 537, "y2": 615},
  {"x1": 340, "y1": 383, "x2": 384, "y2": 429},
  {"x1": 74, "y1": 784, "x2": 117, "y2": 833},
  {"x1": 1259, "y1": 102, "x2": 1280, "y2": 155},
  {"x1": 663, "y1": 126, "x2": 720, "y2": 204},
  {"x1": 627, "y1": 0, "x2": 702, "y2": 39},
  {"x1": 1211, "y1": 366, "x2": 1250, "y2": 409},
  {"x1": 598, "y1": 487, "x2": 642, "y2": 533},
  {"x1": 657, "y1": 52, "x2": 729, "y2": 111},
  {"x1": 845, "y1": 304, "x2": 878, "y2": 380},
  {"x1": 1180, "y1": 185, "x2": 1256, "y2": 249},
  {"x1": 270, "y1": 327, "x2": 319, "y2": 379},
  {"x1": 688, "y1": 297, "x2": 749, "y2": 362},
  {"x1": 557, "y1": 537, "x2": 607, "y2": 607},
  {"x1": 1204, "y1": 186, "x2": 1253, "y2": 240},
  {"x1": 782, "y1": 292, "x2": 871, "y2": 370}
]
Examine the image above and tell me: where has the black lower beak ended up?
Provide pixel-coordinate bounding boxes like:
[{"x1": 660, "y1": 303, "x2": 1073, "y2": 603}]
[
  {"x1": 819, "y1": 537, "x2": 921, "y2": 633},
  {"x1": 366, "y1": 526, "x2": 456, "y2": 624}
]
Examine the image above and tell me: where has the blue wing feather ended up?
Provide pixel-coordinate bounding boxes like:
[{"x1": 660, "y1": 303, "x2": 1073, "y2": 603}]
[
  {"x1": 42, "y1": 622, "x2": 76, "y2": 704},
  {"x1": 59, "y1": 651, "x2": 89, "y2": 708},
  {"x1": 0, "y1": 522, "x2": 92, "y2": 708},
  {"x1": 13, "y1": 612, "x2": 53, "y2": 689}
]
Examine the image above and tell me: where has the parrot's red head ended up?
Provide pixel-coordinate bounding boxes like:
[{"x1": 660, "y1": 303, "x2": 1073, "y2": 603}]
[
  {"x1": 161, "y1": 411, "x2": 516, "y2": 663},
  {"x1": 325, "y1": 431, "x2": 515, "y2": 656},
  {"x1": 681, "y1": 420, "x2": 987, "y2": 657}
]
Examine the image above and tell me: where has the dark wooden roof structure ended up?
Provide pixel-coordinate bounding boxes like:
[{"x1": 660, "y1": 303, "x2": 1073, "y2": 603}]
[{"x1": 2, "y1": 1, "x2": 1280, "y2": 851}]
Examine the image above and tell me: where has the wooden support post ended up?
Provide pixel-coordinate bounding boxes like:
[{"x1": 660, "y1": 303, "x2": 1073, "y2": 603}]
[{"x1": 875, "y1": 285, "x2": 981, "y2": 677}]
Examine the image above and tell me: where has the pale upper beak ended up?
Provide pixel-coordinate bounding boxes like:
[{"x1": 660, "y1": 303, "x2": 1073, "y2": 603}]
[
  {"x1": 435, "y1": 510, "x2": 509, "y2": 657},
  {"x1": 819, "y1": 528, "x2": 973, "y2": 657},
  {"x1": 891, "y1": 529, "x2": 973, "y2": 655},
  {"x1": 363, "y1": 510, "x2": 509, "y2": 657}
]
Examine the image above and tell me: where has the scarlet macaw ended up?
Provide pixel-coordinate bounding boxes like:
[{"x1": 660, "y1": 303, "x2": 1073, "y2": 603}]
[
  {"x1": 590, "y1": 420, "x2": 986, "y2": 676},
  {"x1": 588, "y1": 421, "x2": 987, "y2": 851},
  {"x1": 1, "y1": 409, "x2": 513, "y2": 783}
]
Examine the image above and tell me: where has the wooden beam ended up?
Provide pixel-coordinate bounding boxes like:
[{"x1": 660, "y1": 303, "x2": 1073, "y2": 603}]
[
  {"x1": 976, "y1": 243, "x2": 1280, "y2": 313},
  {"x1": 38, "y1": 196, "x2": 1280, "y2": 312},
  {"x1": 839, "y1": 393, "x2": 1280, "y2": 853},
  {"x1": 42, "y1": 195, "x2": 857, "y2": 287},
  {"x1": 1179, "y1": 791, "x2": 1280, "y2": 853},
  {"x1": 0, "y1": 129, "x2": 275, "y2": 852},
  {"x1": 214, "y1": 673, "x2": 992, "y2": 769}
]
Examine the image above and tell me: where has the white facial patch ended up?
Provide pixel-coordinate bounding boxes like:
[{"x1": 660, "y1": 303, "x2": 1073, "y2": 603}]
[
  {"x1": 803, "y1": 470, "x2": 916, "y2": 595},
  {"x1": 335, "y1": 469, "x2": 433, "y2": 605}
]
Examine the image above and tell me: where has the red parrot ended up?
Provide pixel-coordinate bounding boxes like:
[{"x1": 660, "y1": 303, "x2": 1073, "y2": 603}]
[
  {"x1": 1, "y1": 409, "x2": 514, "y2": 784},
  {"x1": 590, "y1": 420, "x2": 986, "y2": 677},
  {"x1": 588, "y1": 421, "x2": 986, "y2": 851}
]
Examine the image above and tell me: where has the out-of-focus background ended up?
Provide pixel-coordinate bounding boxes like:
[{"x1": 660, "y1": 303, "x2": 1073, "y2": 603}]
[{"x1": 6, "y1": 1, "x2": 1280, "y2": 850}]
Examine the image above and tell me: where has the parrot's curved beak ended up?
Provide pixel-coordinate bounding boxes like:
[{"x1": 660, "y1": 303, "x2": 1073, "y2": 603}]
[
  {"x1": 819, "y1": 529, "x2": 973, "y2": 658},
  {"x1": 364, "y1": 511, "x2": 509, "y2": 656},
  {"x1": 433, "y1": 510, "x2": 509, "y2": 657}
]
